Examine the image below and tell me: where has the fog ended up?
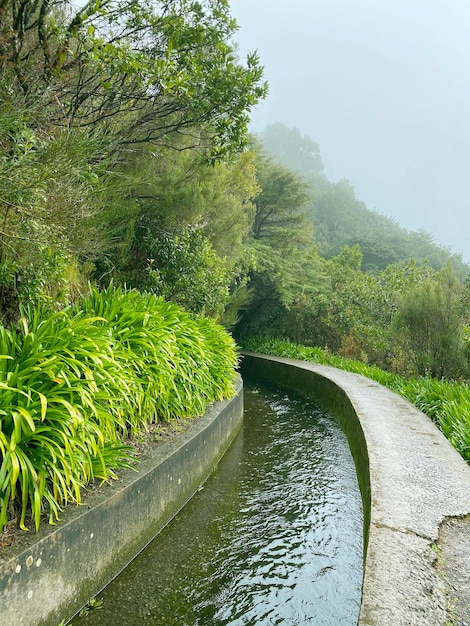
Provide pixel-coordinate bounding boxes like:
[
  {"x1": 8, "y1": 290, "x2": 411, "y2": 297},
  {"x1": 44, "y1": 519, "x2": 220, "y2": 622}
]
[{"x1": 231, "y1": 0, "x2": 470, "y2": 264}]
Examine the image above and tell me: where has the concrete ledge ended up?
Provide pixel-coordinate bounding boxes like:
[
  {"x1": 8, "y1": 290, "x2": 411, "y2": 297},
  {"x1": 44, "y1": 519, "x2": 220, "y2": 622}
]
[
  {"x1": 0, "y1": 377, "x2": 244, "y2": 626},
  {"x1": 240, "y1": 353, "x2": 470, "y2": 626}
]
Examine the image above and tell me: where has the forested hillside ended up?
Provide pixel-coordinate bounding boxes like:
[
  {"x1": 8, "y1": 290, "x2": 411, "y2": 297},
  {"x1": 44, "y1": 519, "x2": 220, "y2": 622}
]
[
  {"x1": 1, "y1": 1, "x2": 469, "y2": 381},
  {"x1": 233, "y1": 125, "x2": 470, "y2": 383},
  {"x1": 260, "y1": 123, "x2": 470, "y2": 279}
]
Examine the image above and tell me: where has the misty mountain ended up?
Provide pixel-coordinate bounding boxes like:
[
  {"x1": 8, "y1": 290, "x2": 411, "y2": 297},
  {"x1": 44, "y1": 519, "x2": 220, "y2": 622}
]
[{"x1": 259, "y1": 123, "x2": 470, "y2": 281}]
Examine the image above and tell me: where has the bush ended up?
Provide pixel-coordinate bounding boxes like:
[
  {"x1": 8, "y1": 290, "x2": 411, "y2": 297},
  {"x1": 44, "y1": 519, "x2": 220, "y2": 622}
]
[{"x1": 0, "y1": 287, "x2": 238, "y2": 532}]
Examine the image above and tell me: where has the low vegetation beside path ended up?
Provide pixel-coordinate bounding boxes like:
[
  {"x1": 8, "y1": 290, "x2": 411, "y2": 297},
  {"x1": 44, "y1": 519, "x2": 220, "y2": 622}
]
[
  {"x1": 0, "y1": 286, "x2": 238, "y2": 534},
  {"x1": 242, "y1": 337, "x2": 470, "y2": 464}
]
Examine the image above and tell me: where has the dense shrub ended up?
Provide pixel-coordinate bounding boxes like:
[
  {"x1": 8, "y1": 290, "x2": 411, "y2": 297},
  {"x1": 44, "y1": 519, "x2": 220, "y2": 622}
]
[{"x1": 0, "y1": 287, "x2": 238, "y2": 532}]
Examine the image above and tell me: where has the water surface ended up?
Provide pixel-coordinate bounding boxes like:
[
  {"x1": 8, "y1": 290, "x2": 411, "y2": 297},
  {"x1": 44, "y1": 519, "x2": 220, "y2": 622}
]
[{"x1": 72, "y1": 380, "x2": 363, "y2": 625}]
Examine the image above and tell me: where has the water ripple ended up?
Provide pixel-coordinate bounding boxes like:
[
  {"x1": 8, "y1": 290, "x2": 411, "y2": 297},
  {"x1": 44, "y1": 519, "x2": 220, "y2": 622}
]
[{"x1": 72, "y1": 380, "x2": 363, "y2": 626}]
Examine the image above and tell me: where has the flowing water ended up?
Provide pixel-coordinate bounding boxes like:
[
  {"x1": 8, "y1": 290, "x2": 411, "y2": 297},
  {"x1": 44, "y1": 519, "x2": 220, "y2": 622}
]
[{"x1": 72, "y1": 379, "x2": 363, "y2": 625}]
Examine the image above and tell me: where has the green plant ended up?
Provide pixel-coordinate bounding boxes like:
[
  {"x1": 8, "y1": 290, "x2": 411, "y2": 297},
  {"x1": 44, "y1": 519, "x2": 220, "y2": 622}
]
[
  {"x1": 242, "y1": 337, "x2": 470, "y2": 463},
  {"x1": 0, "y1": 286, "x2": 238, "y2": 533},
  {"x1": 78, "y1": 597, "x2": 104, "y2": 617},
  {"x1": 0, "y1": 308, "x2": 135, "y2": 531}
]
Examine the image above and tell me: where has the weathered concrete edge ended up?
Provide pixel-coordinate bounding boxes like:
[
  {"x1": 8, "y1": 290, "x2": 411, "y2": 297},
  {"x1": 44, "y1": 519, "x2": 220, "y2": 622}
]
[
  {"x1": 240, "y1": 353, "x2": 470, "y2": 626},
  {"x1": 0, "y1": 377, "x2": 244, "y2": 626}
]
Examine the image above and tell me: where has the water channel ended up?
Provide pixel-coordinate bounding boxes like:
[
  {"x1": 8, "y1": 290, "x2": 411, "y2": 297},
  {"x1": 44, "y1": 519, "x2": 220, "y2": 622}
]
[{"x1": 72, "y1": 379, "x2": 363, "y2": 625}]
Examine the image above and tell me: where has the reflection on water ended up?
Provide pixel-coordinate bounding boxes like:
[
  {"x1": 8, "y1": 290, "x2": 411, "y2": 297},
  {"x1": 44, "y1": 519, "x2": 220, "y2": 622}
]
[{"x1": 72, "y1": 380, "x2": 363, "y2": 625}]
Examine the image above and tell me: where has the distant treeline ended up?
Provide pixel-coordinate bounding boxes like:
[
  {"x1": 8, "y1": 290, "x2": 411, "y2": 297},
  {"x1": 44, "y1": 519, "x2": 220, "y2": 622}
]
[
  {"x1": 233, "y1": 124, "x2": 470, "y2": 382},
  {"x1": 261, "y1": 122, "x2": 469, "y2": 279}
]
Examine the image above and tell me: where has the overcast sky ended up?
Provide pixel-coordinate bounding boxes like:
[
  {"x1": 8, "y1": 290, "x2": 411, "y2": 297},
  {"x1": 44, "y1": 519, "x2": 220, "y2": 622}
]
[{"x1": 231, "y1": 0, "x2": 470, "y2": 264}]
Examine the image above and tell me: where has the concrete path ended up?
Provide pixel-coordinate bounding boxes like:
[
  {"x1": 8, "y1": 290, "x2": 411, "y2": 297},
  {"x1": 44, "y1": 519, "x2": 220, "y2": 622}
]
[
  {"x1": 438, "y1": 516, "x2": 470, "y2": 626},
  {"x1": 317, "y1": 363, "x2": 470, "y2": 625}
]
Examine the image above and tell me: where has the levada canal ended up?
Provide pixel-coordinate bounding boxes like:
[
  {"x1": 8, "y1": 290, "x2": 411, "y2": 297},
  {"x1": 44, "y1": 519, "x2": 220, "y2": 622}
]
[{"x1": 72, "y1": 378, "x2": 363, "y2": 625}]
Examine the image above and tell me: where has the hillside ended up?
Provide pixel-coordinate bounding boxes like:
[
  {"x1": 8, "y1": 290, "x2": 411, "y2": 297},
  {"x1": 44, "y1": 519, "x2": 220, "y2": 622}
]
[{"x1": 260, "y1": 123, "x2": 470, "y2": 280}]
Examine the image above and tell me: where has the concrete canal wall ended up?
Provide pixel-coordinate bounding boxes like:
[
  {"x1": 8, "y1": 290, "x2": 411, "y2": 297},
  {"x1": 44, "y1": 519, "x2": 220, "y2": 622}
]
[
  {"x1": 240, "y1": 352, "x2": 470, "y2": 626},
  {"x1": 2, "y1": 351, "x2": 470, "y2": 626}
]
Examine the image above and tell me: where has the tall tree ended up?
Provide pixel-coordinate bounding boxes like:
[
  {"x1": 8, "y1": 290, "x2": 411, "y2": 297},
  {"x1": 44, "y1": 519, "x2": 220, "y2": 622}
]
[
  {"x1": 260, "y1": 122, "x2": 324, "y2": 179},
  {"x1": 234, "y1": 150, "x2": 326, "y2": 338},
  {"x1": 0, "y1": 0, "x2": 267, "y2": 160},
  {"x1": 0, "y1": 1, "x2": 268, "y2": 320},
  {"x1": 250, "y1": 151, "x2": 311, "y2": 249},
  {"x1": 394, "y1": 263, "x2": 466, "y2": 378},
  {"x1": 105, "y1": 145, "x2": 259, "y2": 318}
]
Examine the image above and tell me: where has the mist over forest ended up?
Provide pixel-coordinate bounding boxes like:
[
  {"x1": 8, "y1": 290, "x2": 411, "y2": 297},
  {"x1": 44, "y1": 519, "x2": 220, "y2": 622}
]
[
  {"x1": 257, "y1": 122, "x2": 470, "y2": 280},
  {"x1": 231, "y1": 0, "x2": 470, "y2": 264}
]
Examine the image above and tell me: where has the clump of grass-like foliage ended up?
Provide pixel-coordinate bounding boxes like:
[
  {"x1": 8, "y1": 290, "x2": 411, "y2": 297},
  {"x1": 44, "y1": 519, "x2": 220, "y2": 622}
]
[
  {"x1": 241, "y1": 337, "x2": 470, "y2": 464},
  {"x1": 0, "y1": 286, "x2": 237, "y2": 533}
]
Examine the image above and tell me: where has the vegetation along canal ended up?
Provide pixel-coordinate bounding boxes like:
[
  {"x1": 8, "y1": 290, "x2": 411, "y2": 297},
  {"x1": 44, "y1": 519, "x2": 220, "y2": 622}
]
[{"x1": 72, "y1": 379, "x2": 363, "y2": 625}]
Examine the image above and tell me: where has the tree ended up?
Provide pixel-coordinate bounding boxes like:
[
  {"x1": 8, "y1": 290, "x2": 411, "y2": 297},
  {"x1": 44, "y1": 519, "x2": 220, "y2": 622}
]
[
  {"x1": 0, "y1": 90, "x2": 114, "y2": 321},
  {"x1": 394, "y1": 263, "x2": 467, "y2": 378},
  {"x1": 130, "y1": 225, "x2": 230, "y2": 318},
  {"x1": 96, "y1": 144, "x2": 260, "y2": 318},
  {"x1": 234, "y1": 150, "x2": 326, "y2": 338},
  {"x1": 250, "y1": 151, "x2": 311, "y2": 249},
  {"x1": 0, "y1": 1, "x2": 268, "y2": 321},
  {"x1": 260, "y1": 123, "x2": 324, "y2": 179},
  {"x1": 308, "y1": 245, "x2": 390, "y2": 360},
  {"x1": 122, "y1": 144, "x2": 259, "y2": 259},
  {"x1": 0, "y1": 0, "x2": 267, "y2": 161}
]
